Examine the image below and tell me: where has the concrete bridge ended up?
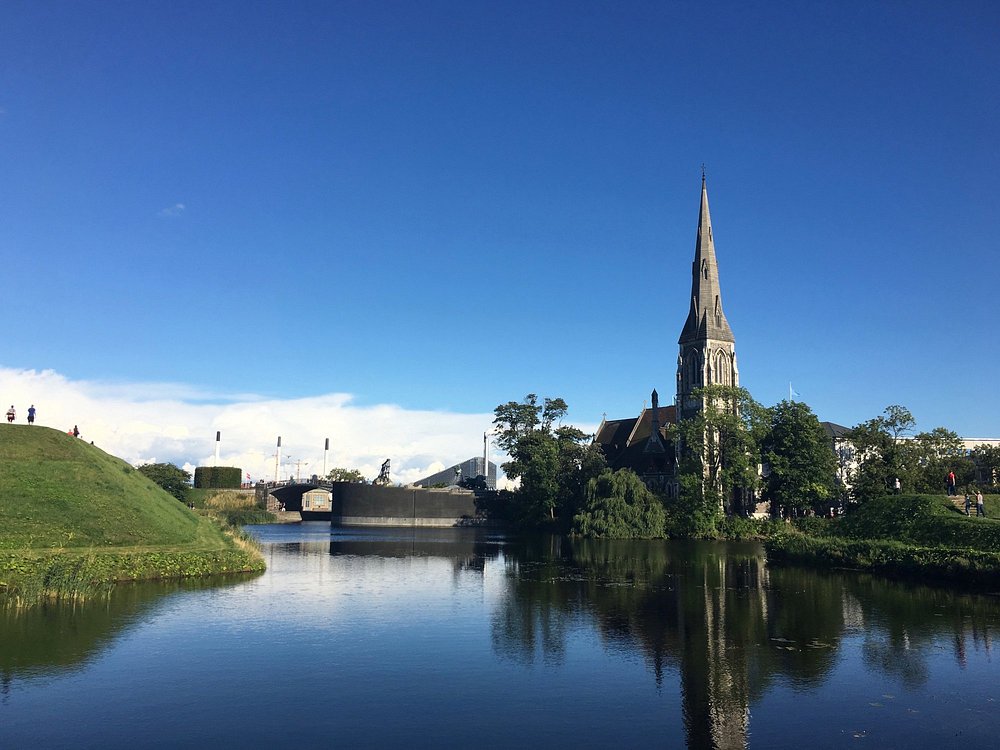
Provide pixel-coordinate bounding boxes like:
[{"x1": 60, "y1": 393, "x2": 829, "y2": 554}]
[
  {"x1": 255, "y1": 480, "x2": 487, "y2": 527},
  {"x1": 255, "y1": 480, "x2": 329, "y2": 513}
]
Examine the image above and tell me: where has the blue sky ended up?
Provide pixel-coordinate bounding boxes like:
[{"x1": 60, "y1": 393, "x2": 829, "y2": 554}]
[{"x1": 2, "y1": 0, "x2": 998, "y2": 473}]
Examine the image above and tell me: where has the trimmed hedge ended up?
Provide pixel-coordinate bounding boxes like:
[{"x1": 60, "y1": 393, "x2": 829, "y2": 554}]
[{"x1": 194, "y1": 466, "x2": 242, "y2": 489}]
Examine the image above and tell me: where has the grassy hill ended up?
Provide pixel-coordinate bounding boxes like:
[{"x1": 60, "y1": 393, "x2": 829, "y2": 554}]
[
  {"x1": 766, "y1": 494, "x2": 1000, "y2": 587},
  {"x1": 0, "y1": 425, "x2": 264, "y2": 604}
]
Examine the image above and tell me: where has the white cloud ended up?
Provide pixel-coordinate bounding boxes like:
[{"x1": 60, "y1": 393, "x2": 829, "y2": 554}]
[
  {"x1": 157, "y1": 203, "x2": 185, "y2": 218},
  {"x1": 0, "y1": 367, "x2": 496, "y2": 486}
]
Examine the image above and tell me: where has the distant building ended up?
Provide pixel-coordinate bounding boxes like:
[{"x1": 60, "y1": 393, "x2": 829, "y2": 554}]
[
  {"x1": 302, "y1": 488, "x2": 332, "y2": 512},
  {"x1": 820, "y1": 421, "x2": 856, "y2": 491},
  {"x1": 819, "y1": 423, "x2": 999, "y2": 491},
  {"x1": 413, "y1": 457, "x2": 497, "y2": 490}
]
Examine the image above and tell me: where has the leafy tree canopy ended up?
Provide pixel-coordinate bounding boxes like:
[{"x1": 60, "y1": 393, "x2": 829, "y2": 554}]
[
  {"x1": 137, "y1": 462, "x2": 191, "y2": 503},
  {"x1": 762, "y1": 400, "x2": 837, "y2": 515},
  {"x1": 326, "y1": 467, "x2": 367, "y2": 483},
  {"x1": 971, "y1": 444, "x2": 1000, "y2": 489},
  {"x1": 572, "y1": 469, "x2": 666, "y2": 539},
  {"x1": 848, "y1": 405, "x2": 916, "y2": 503},
  {"x1": 672, "y1": 385, "x2": 767, "y2": 517},
  {"x1": 493, "y1": 394, "x2": 604, "y2": 527}
]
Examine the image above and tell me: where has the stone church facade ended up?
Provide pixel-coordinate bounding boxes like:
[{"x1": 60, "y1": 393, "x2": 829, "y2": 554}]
[{"x1": 594, "y1": 176, "x2": 740, "y2": 502}]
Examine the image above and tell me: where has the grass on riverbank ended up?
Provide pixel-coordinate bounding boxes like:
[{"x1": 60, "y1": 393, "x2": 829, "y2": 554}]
[
  {"x1": 766, "y1": 494, "x2": 1000, "y2": 587},
  {"x1": 0, "y1": 425, "x2": 264, "y2": 605},
  {"x1": 201, "y1": 490, "x2": 277, "y2": 525}
]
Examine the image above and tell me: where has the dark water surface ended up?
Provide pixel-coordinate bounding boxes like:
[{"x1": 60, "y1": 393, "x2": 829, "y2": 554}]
[{"x1": 1, "y1": 524, "x2": 998, "y2": 749}]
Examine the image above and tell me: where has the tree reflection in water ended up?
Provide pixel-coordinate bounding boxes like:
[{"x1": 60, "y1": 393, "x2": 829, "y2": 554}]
[{"x1": 490, "y1": 536, "x2": 997, "y2": 750}]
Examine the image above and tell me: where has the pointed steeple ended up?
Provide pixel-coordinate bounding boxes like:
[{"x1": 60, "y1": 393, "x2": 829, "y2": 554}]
[{"x1": 679, "y1": 175, "x2": 734, "y2": 345}]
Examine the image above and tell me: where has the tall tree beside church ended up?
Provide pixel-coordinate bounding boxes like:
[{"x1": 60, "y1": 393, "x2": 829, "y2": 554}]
[
  {"x1": 673, "y1": 385, "x2": 766, "y2": 524},
  {"x1": 493, "y1": 394, "x2": 605, "y2": 526},
  {"x1": 761, "y1": 400, "x2": 837, "y2": 516}
]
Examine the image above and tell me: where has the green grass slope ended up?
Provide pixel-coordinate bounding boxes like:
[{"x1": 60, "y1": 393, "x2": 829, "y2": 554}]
[
  {"x1": 0, "y1": 425, "x2": 264, "y2": 604},
  {"x1": 0, "y1": 425, "x2": 203, "y2": 550},
  {"x1": 766, "y1": 494, "x2": 1000, "y2": 587}
]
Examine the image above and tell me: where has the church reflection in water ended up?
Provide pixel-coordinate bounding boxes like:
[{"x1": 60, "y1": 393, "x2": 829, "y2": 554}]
[
  {"x1": 487, "y1": 536, "x2": 995, "y2": 750},
  {"x1": 2, "y1": 530, "x2": 995, "y2": 750}
]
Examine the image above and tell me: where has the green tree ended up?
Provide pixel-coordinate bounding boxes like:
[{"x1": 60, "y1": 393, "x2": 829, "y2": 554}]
[
  {"x1": 848, "y1": 405, "x2": 916, "y2": 503},
  {"x1": 672, "y1": 385, "x2": 767, "y2": 519},
  {"x1": 971, "y1": 445, "x2": 1000, "y2": 489},
  {"x1": 137, "y1": 462, "x2": 191, "y2": 503},
  {"x1": 326, "y1": 467, "x2": 367, "y2": 483},
  {"x1": 493, "y1": 394, "x2": 604, "y2": 526},
  {"x1": 911, "y1": 428, "x2": 973, "y2": 493},
  {"x1": 572, "y1": 469, "x2": 666, "y2": 538},
  {"x1": 761, "y1": 400, "x2": 837, "y2": 516}
]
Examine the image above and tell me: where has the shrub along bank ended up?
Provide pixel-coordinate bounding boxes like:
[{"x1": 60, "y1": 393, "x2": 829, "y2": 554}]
[
  {"x1": 0, "y1": 425, "x2": 264, "y2": 606},
  {"x1": 766, "y1": 494, "x2": 1000, "y2": 587},
  {"x1": 200, "y1": 490, "x2": 276, "y2": 526}
]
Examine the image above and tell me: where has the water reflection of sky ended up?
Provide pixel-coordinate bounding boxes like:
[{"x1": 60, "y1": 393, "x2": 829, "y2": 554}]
[{"x1": 1, "y1": 526, "x2": 998, "y2": 749}]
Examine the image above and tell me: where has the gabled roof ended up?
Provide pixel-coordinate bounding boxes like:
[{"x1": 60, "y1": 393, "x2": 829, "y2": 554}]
[
  {"x1": 627, "y1": 406, "x2": 677, "y2": 446},
  {"x1": 594, "y1": 405, "x2": 677, "y2": 474},
  {"x1": 820, "y1": 421, "x2": 851, "y2": 440}
]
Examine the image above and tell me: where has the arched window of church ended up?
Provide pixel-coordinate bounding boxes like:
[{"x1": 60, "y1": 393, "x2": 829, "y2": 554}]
[
  {"x1": 716, "y1": 351, "x2": 729, "y2": 386},
  {"x1": 702, "y1": 260, "x2": 709, "y2": 280},
  {"x1": 714, "y1": 296, "x2": 721, "y2": 327}
]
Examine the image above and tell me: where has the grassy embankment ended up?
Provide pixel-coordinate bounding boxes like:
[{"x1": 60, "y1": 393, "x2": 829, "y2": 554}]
[
  {"x1": 196, "y1": 489, "x2": 277, "y2": 525},
  {"x1": 766, "y1": 493, "x2": 1000, "y2": 587},
  {"x1": 0, "y1": 425, "x2": 265, "y2": 605}
]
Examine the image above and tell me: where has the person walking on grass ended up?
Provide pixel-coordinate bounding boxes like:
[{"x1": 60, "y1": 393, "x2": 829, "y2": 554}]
[
  {"x1": 6, "y1": 405, "x2": 14, "y2": 423},
  {"x1": 948, "y1": 471, "x2": 957, "y2": 496},
  {"x1": 965, "y1": 493, "x2": 972, "y2": 516},
  {"x1": 977, "y1": 490, "x2": 986, "y2": 517},
  {"x1": 27, "y1": 404, "x2": 35, "y2": 424}
]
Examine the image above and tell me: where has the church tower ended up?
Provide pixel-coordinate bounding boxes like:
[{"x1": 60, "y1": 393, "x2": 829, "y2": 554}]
[{"x1": 676, "y1": 175, "x2": 739, "y2": 421}]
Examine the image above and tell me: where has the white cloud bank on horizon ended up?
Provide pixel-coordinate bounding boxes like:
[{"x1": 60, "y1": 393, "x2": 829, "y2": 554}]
[{"x1": 0, "y1": 367, "x2": 499, "y2": 486}]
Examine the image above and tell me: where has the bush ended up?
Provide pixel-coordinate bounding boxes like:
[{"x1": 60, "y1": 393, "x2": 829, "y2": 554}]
[
  {"x1": 212, "y1": 509, "x2": 276, "y2": 526},
  {"x1": 765, "y1": 533, "x2": 1000, "y2": 588},
  {"x1": 572, "y1": 470, "x2": 666, "y2": 539},
  {"x1": 825, "y1": 495, "x2": 1000, "y2": 553},
  {"x1": 137, "y1": 462, "x2": 191, "y2": 503},
  {"x1": 715, "y1": 515, "x2": 783, "y2": 540},
  {"x1": 194, "y1": 466, "x2": 242, "y2": 489},
  {"x1": 792, "y1": 516, "x2": 835, "y2": 537},
  {"x1": 205, "y1": 491, "x2": 255, "y2": 511}
]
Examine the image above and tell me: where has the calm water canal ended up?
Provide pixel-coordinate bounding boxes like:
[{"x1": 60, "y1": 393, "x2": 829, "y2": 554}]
[{"x1": 1, "y1": 524, "x2": 998, "y2": 749}]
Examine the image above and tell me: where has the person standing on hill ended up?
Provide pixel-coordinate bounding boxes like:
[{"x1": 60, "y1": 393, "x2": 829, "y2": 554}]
[
  {"x1": 977, "y1": 490, "x2": 986, "y2": 517},
  {"x1": 947, "y1": 471, "x2": 957, "y2": 496},
  {"x1": 6, "y1": 405, "x2": 14, "y2": 423},
  {"x1": 27, "y1": 404, "x2": 36, "y2": 424},
  {"x1": 72, "y1": 425, "x2": 80, "y2": 438},
  {"x1": 964, "y1": 493, "x2": 972, "y2": 516}
]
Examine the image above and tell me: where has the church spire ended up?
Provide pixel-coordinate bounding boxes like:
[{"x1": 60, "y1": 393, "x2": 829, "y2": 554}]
[{"x1": 679, "y1": 176, "x2": 734, "y2": 345}]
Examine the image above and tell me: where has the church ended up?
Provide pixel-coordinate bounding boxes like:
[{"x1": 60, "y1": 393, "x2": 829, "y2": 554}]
[{"x1": 594, "y1": 175, "x2": 740, "y2": 503}]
